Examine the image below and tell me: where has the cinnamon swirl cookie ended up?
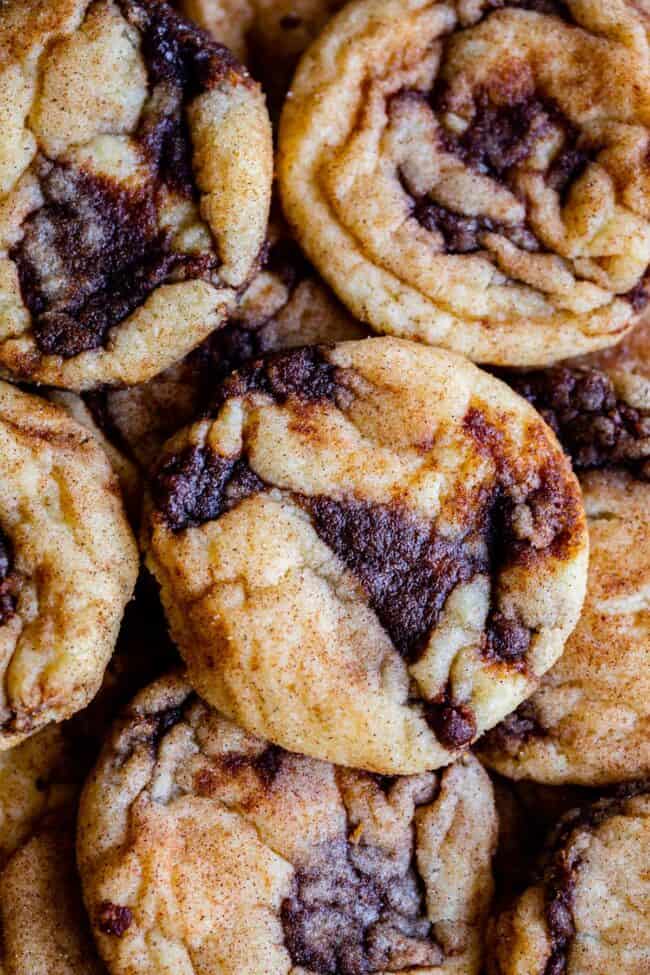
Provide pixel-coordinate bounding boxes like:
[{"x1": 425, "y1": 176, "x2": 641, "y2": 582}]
[
  {"x1": 0, "y1": 0, "x2": 272, "y2": 390},
  {"x1": 480, "y1": 469, "x2": 650, "y2": 785},
  {"x1": 84, "y1": 229, "x2": 366, "y2": 470},
  {"x1": 46, "y1": 390, "x2": 142, "y2": 523},
  {"x1": 77, "y1": 673, "x2": 497, "y2": 975},
  {"x1": 487, "y1": 787, "x2": 650, "y2": 975},
  {"x1": 0, "y1": 381, "x2": 138, "y2": 748},
  {"x1": 144, "y1": 337, "x2": 588, "y2": 773},
  {"x1": 279, "y1": 0, "x2": 650, "y2": 366},
  {"x1": 0, "y1": 823, "x2": 105, "y2": 975}
]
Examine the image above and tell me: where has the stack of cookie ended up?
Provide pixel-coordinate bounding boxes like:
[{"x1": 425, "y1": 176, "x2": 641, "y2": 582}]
[{"x1": 0, "y1": 2, "x2": 648, "y2": 973}]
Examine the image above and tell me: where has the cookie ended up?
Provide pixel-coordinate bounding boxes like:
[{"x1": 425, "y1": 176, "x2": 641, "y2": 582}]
[
  {"x1": 0, "y1": 380, "x2": 138, "y2": 747},
  {"x1": 77, "y1": 673, "x2": 497, "y2": 975},
  {"x1": 487, "y1": 787, "x2": 650, "y2": 975},
  {"x1": 46, "y1": 390, "x2": 142, "y2": 523},
  {"x1": 0, "y1": 822, "x2": 105, "y2": 975},
  {"x1": 573, "y1": 306, "x2": 650, "y2": 393},
  {"x1": 0, "y1": 571, "x2": 176, "y2": 878},
  {"x1": 503, "y1": 313, "x2": 650, "y2": 478},
  {"x1": 181, "y1": 0, "x2": 348, "y2": 113},
  {"x1": 480, "y1": 468, "x2": 650, "y2": 785},
  {"x1": 0, "y1": 724, "x2": 82, "y2": 869},
  {"x1": 0, "y1": 0, "x2": 272, "y2": 390},
  {"x1": 144, "y1": 336, "x2": 588, "y2": 773},
  {"x1": 84, "y1": 227, "x2": 367, "y2": 469},
  {"x1": 279, "y1": 0, "x2": 650, "y2": 366}
]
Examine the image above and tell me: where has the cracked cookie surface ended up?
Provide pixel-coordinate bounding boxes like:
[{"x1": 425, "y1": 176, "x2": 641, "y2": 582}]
[
  {"x1": 77, "y1": 673, "x2": 497, "y2": 975},
  {"x1": 487, "y1": 788, "x2": 650, "y2": 975},
  {"x1": 279, "y1": 0, "x2": 650, "y2": 366},
  {"x1": 0, "y1": 0, "x2": 272, "y2": 390},
  {"x1": 143, "y1": 337, "x2": 588, "y2": 773},
  {"x1": 0, "y1": 380, "x2": 138, "y2": 748}
]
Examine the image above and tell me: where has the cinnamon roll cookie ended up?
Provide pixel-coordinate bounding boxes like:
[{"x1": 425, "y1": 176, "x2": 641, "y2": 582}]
[
  {"x1": 77, "y1": 673, "x2": 497, "y2": 975},
  {"x1": 480, "y1": 468, "x2": 650, "y2": 785},
  {"x1": 0, "y1": 823, "x2": 105, "y2": 975},
  {"x1": 144, "y1": 337, "x2": 588, "y2": 773},
  {"x1": 85, "y1": 231, "x2": 367, "y2": 469},
  {"x1": 0, "y1": 0, "x2": 272, "y2": 390},
  {"x1": 487, "y1": 787, "x2": 650, "y2": 975},
  {"x1": 279, "y1": 0, "x2": 650, "y2": 366},
  {"x1": 0, "y1": 381, "x2": 138, "y2": 748}
]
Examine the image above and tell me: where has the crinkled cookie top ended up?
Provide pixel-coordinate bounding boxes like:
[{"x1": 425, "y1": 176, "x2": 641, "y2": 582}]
[
  {"x1": 78, "y1": 673, "x2": 497, "y2": 975},
  {"x1": 279, "y1": 0, "x2": 650, "y2": 366},
  {"x1": 144, "y1": 337, "x2": 588, "y2": 773},
  {"x1": 0, "y1": 380, "x2": 138, "y2": 747},
  {"x1": 0, "y1": 0, "x2": 272, "y2": 389}
]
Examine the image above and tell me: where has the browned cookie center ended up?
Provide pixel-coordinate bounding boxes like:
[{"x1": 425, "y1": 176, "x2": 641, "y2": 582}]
[
  {"x1": 504, "y1": 366, "x2": 650, "y2": 477},
  {"x1": 152, "y1": 447, "x2": 265, "y2": 531},
  {"x1": 11, "y1": 0, "x2": 249, "y2": 358},
  {"x1": 0, "y1": 528, "x2": 17, "y2": 626},
  {"x1": 281, "y1": 836, "x2": 442, "y2": 974}
]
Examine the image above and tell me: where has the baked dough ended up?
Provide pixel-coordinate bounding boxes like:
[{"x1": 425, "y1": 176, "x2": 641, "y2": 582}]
[
  {"x1": 77, "y1": 673, "x2": 497, "y2": 975},
  {"x1": 144, "y1": 337, "x2": 588, "y2": 773},
  {"x1": 0, "y1": 380, "x2": 138, "y2": 747},
  {"x1": 279, "y1": 0, "x2": 650, "y2": 365},
  {"x1": 0, "y1": 0, "x2": 272, "y2": 389},
  {"x1": 487, "y1": 787, "x2": 650, "y2": 975}
]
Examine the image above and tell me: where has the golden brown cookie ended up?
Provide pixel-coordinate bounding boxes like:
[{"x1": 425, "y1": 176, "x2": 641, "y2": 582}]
[
  {"x1": 84, "y1": 228, "x2": 367, "y2": 469},
  {"x1": 0, "y1": 381, "x2": 138, "y2": 748},
  {"x1": 46, "y1": 390, "x2": 142, "y2": 523},
  {"x1": 0, "y1": 0, "x2": 272, "y2": 390},
  {"x1": 0, "y1": 725, "x2": 82, "y2": 870},
  {"x1": 144, "y1": 337, "x2": 588, "y2": 773},
  {"x1": 279, "y1": 0, "x2": 650, "y2": 366},
  {"x1": 480, "y1": 469, "x2": 650, "y2": 785},
  {"x1": 487, "y1": 787, "x2": 650, "y2": 975},
  {"x1": 0, "y1": 822, "x2": 105, "y2": 975},
  {"x1": 573, "y1": 306, "x2": 650, "y2": 389},
  {"x1": 77, "y1": 673, "x2": 497, "y2": 975},
  {"x1": 0, "y1": 571, "x2": 176, "y2": 882}
]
